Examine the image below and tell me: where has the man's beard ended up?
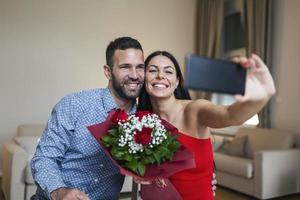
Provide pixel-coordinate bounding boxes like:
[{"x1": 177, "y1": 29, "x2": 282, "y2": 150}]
[{"x1": 111, "y1": 74, "x2": 143, "y2": 100}]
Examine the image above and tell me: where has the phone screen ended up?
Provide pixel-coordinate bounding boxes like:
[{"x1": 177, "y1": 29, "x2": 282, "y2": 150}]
[{"x1": 185, "y1": 54, "x2": 246, "y2": 95}]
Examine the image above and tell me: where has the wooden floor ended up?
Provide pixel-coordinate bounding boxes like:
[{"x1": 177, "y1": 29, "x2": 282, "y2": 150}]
[
  {"x1": 119, "y1": 186, "x2": 300, "y2": 200},
  {"x1": 215, "y1": 186, "x2": 300, "y2": 200},
  {"x1": 1, "y1": 178, "x2": 299, "y2": 200},
  {"x1": 0, "y1": 178, "x2": 4, "y2": 200},
  {"x1": 1, "y1": 187, "x2": 300, "y2": 200}
]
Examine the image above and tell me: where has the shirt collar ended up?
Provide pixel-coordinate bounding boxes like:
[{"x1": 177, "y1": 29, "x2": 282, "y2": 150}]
[{"x1": 102, "y1": 88, "x2": 137, "y2": 115}]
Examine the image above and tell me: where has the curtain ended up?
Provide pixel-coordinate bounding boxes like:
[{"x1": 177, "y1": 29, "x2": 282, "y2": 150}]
[
  {"x1": 193, "y1": 0, "x2": 224, "y2": 100},
  {"x1": 244, "y1": 0, "x2": 273, "y2": 128}
]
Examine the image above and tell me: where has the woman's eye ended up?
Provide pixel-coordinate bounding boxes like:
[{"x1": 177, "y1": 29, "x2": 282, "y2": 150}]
[
  {"x1": 166, "y1": 71, "x2": 173, "y2": 74},
  {"x1": 148, "y1": 69, "x2": 157, "y2": 73}
]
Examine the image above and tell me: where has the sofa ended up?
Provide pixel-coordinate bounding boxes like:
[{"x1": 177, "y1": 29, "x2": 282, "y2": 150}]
[
  {"x1": 2, "y1": 124, "x2": 133, "y2": 200},
  {"x1": 212, "y1": 127, "x2": 300, "y2": 199}
]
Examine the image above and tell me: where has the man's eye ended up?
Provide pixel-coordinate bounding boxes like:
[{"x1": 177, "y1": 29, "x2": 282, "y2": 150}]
[
  {"x1": 148, "y1": 69, "x2": 157, "y2": 73},
  {"x1": 137, "y1": 65, "x2": 145, "y2": 69}
]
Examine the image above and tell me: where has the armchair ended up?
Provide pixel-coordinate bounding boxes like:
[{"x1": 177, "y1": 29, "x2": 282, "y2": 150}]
[
  {"x1": 2, "y1": 124, "x2": 44, "y2": 200},
  {"x1": 213, "y1": 127, "x2": 300, "y2": 199},
  {"x1": 2, "y1": 124, "x2": 134, "y2": 200}
]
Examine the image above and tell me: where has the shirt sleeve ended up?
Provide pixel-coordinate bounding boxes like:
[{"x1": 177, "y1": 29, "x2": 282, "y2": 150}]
[{"x1": 31, "y1": 94, "x2": 80, "y2": 198}]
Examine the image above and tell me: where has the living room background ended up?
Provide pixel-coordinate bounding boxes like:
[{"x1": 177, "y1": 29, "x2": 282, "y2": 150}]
[{"x1": 0, "y1": 0, "x2": 299, "y2": 173}]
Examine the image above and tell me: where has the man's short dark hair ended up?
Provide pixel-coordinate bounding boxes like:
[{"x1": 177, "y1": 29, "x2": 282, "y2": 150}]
[{"x1": 106, "y1": 36, "x2": 143, "y2": 68}]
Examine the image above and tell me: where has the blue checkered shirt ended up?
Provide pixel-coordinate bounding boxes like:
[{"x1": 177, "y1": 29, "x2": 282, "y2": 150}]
[{"x1": 31, "y1": 88, "x2": 136, "y2": 200}]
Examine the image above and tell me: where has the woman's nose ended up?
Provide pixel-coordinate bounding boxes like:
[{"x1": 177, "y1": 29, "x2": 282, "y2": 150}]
[{"x1": 157, "y1": 71, "x2": 165, "y2": 79}]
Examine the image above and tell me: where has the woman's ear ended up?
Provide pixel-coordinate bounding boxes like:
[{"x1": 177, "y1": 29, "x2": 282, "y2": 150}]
[{"x1": 104, "y1": 65, "x2": 112, "y2": 80}]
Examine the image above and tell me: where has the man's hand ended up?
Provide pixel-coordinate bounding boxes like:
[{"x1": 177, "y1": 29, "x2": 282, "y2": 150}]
[
  {"x1": 133, "y1": 177, "x2": 152, "y2": 185},
  {"x1": 51, "y1": 187, "x2": 90, "y2": 200},
  {"x1": 134, "y1": 177, "x2": 167, "y2": 188}
]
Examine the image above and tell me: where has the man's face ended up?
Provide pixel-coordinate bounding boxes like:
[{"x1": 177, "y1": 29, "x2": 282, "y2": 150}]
[{"x1": 110, "y1": 48, "x2": 145, "y2": 100}]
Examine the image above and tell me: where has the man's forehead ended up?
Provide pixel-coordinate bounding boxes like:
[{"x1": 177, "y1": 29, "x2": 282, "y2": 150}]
[{"x1": 113, "y1": 48, "x2": 144, "y2": 64}]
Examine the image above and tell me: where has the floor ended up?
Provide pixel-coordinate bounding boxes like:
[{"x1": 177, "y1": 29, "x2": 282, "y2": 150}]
[
  {"x1": 1, "y1": 179, "x2": 299, "y2": 200},
  {"x1": 120, "y1": 186, "x2": 300, "y2": 200},
  {"x1": 214, "y1": 186, "x2": 300, "y2": 200},
  {"x1": 118, "y1": 186, "x2": 300, "y2": 200}
]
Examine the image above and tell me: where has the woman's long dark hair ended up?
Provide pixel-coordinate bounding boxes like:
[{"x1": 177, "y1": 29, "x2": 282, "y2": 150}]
[{"x1": 138, "y1": 51, "x2": 191, "y2": 111}]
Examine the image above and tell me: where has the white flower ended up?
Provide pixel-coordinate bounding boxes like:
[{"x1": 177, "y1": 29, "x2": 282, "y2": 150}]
[{"x1": 115, "y1": 113, "x2": 169, "y2": 154}]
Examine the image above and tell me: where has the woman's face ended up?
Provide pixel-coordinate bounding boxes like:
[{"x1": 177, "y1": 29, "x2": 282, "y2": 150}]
[{"x1": 145, "y1": 55, "x2": 179, "y2": 99}]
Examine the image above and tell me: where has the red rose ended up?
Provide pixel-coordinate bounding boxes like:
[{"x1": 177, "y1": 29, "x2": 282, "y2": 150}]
[
  {"x1": 134, "y1": 127, "x2": 152, "y2": 146},
  {"x1": 111, "y1": 109, "x2": 129, "y2": 124},
  {"x1": 135, "y1": 110, "x2": 151, "y2": 121}
]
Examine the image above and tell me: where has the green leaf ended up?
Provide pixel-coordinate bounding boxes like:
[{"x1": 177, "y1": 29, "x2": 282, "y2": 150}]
[
  {"x1": 142, "y1": 156, "x2": 155, "y2": 164},
  {"x1": 124, "y1": 159, "x2": 139, "y2": 174},
  {"x1": 108, "y1": 128, "x2": 119, "y2": 137},
  {"x1": 101, "y1": 135, "x2": 112, "y2": 144},
  {"x1": 111, "y1": 149, "x2": 125, "y2": 160},
  {"x1": 159, "y1": 146, "x2": 169, "y2": 156},
  {"x1": 137, "y1": 162, "x2": 146, "y2": 176},
  {"x1": 145, "y1": 148, "x2": 152, "y2": 155},
  {"x1": 153, "y1": 152, "x2": 161, "y2": 164},
  {"x1": 124, "y1": 154, "x2": 133, "y2": 162},
  {"x1": 110, "y1": 147, "x2": 119, "y2": 157},
  {"x1": 118, "y1": 126, "x2": 124, "y2": 134},
  {"x1": 102, "y1": 143, "x2": 111, "y2": 148},
  {"x1": 168, "y1": 141, "x2": 180, "y2": 151},
  {"x1": 110, "y1": 137, "x2": 119, "y2": 145}
]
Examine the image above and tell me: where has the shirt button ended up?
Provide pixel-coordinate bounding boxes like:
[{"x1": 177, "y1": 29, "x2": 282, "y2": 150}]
[
  {"x1": 100, "y1": 164, "x2": 104, "y2": 167},
  {"x1": 94, "y1": 178, "x2": 98, "y2": 183}
]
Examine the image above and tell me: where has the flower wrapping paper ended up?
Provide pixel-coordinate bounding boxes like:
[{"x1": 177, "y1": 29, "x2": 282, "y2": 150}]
[{"x1": 87, "y1": 110, "x2": 196, "y2": 200}]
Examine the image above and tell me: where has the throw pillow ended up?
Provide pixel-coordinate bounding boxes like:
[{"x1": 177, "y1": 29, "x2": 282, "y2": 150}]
[
  {"x1": 211, "y1": 135, "x2": 225, "y2": 151},
  {"x1": 217, "y1": 135, "x2": 248, "y2": 157}
]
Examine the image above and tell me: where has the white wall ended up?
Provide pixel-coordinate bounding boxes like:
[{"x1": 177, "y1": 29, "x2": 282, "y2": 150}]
[
  {"x1": 271, "y1": 0, "x2": 300, "y2": 134},
  {"x1": 2, "y1": 0, "x2": 299, "y2": 173},
  {"x1": 0, "y1": 0, "x2": 196, "y2": 169}
]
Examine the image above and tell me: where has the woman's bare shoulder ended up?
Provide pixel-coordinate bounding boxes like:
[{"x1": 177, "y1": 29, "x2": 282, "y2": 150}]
[
  {"x1": 184, "y1": 99, "x2": 212, "y2": 111},
  {"x1": 179, "y1": 99, "x2": 211, "y2": 137}
]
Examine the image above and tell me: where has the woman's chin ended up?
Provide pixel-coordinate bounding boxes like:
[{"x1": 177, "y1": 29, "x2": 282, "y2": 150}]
[{"x1": 149, "y1": 92, "x2": 173, "y2": 99}]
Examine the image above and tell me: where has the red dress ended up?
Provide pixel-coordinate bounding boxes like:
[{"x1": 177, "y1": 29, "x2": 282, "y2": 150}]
[{"x1": 169, "y1": 132, "x2": 214, "y2": 200}]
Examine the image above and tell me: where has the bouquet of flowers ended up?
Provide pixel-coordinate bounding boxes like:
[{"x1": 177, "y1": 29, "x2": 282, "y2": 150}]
[
  {"x1": 100, "y1": 109, "x2": 180, "y2": 176},
  {"x1": 87, "y1": 109, "x2": 196, "y2": 200}
]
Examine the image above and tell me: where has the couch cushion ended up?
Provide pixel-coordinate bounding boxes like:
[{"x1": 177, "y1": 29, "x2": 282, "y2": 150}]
[
  {"x1": 25, "y1": 161, "x2": 35, "y2": 184},
  {"x1": 14, "y1": 136, "x2": 40, "y2": 160},
  {"x1": 211, "y1": 135, "x2": 226, "y2": 151},
  {"x1": 217, "y1": 136, "x2": 247, "y2": 157},
  {"x1": 214, "y1": 152, "x2": 253, "y2": 179},
  {"x1": 17, "y1": 124, "x2": 45, "y2": 137},
  {"x1": 236, "y1": 127, "x2": 294, "y2": 158},
  {"x1": 14, "y1": 136, "x2": 40, "y2": 185}
]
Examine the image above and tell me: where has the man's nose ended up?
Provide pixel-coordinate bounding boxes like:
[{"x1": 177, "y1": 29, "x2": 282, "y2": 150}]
[{"x1": 129, "y1": 68, "x2": 138, "y2": 79}]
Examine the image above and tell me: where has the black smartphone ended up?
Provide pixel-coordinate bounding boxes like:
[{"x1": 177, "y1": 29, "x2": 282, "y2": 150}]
[{"x1": 185, "y1": 54, "x2": 246, "y2": 95}]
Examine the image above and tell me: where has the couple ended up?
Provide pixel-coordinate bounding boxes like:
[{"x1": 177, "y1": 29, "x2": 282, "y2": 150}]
[{"x1": 31, "y1": 36, "x2": 276, "y2": 200}]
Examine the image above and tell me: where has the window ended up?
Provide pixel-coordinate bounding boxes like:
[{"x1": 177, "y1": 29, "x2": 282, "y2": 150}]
[
  {"x1": 212, "y1": 0, "x2": 259, "y2": 129},
  {"x1": 211, "y1": 94, "x2": 259, "y2": 127}
]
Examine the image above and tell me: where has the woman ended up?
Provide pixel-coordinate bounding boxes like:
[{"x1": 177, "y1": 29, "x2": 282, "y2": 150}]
[{"x1": 137, "y1": 51, "x2": 276, "y2": 200}]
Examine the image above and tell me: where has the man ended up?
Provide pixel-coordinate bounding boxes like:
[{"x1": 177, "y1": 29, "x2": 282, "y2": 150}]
[{"x1": 31, "y1": 36, "x2": 145, "y2": 199}]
